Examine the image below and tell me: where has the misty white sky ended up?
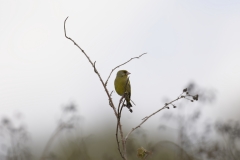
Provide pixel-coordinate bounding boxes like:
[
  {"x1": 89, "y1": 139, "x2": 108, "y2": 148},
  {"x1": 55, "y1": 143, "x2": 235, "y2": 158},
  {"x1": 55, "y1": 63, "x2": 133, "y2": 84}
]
[{"x1": 1, "y1": 0, "x2": 240, "y2": 157}]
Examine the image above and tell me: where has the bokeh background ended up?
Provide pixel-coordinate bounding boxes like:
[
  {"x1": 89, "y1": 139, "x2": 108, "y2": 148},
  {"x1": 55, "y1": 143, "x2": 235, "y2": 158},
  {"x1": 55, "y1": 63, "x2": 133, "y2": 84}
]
[{"x1": 1, "y1": 0, "x2": 240, "y2": 159}]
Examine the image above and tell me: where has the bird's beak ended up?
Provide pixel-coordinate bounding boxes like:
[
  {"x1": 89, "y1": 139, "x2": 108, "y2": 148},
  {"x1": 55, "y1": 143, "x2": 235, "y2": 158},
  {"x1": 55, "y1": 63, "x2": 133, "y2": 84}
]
[{"x1": 127, "y1": 72, "x2": 131, "y2": 75}]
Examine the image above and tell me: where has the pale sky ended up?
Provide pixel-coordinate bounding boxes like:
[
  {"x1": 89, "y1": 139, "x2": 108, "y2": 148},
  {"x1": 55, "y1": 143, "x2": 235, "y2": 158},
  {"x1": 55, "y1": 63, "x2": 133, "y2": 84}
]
[{"x1": 1, "y1": 0, "x2": 240, "y2": 157}]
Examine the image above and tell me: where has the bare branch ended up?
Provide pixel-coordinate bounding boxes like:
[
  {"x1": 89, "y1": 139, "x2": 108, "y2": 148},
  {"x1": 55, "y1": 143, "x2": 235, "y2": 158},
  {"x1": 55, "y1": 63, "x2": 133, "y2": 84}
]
[
  {"x1": 130, "y1": 99, "x2": 136, "y2": 106},
  {"x1": 110, "y1": 90, "x2": 114, "y2": 96},
  {"x1": 124, "y1": 91, "x2": 191, "y2": 143},
  {"x1": 116, "y1": 97, "x2": 126, "y2": 159},
  {"x1": 64, "y1": 17, "x2": 128, "y2": 159},
  {"x1": 108, "y1": 91, "x2": 114, "y2": 106},
  {"x1": 64, "y1": 17, "x2": 118, "y2": 117},
  {"x1": 115, "y1": 77, "x2": 131, "y2": 159},
  {"x1": 64, "y1": 17, "x2": 93, "y2": 66},
  {"x1": 105, "y1": 53, "x2": 147, "y2": 86}
]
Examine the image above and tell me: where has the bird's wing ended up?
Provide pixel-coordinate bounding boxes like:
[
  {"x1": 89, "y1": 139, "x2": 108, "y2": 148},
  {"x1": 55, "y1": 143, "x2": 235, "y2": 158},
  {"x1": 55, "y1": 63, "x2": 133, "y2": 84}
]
[{"x1": 127, "y1": 80, "x2": 131, "y2": 99}]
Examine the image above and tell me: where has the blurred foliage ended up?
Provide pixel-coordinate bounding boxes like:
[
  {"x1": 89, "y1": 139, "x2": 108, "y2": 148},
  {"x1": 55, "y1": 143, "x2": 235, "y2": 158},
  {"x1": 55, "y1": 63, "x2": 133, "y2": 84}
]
[
  {"x1": 1, "y1": 83, "x2": 240, "y2": 160},
  {"x1": 0, "y1": 115, "x2": 32, "y2": 160}
]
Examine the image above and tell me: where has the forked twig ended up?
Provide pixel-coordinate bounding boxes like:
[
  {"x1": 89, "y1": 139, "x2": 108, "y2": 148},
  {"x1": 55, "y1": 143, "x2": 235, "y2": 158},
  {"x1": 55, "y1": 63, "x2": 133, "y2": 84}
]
[{"x1": 124, "y1": 90, "x2": 197, "y2": 143}]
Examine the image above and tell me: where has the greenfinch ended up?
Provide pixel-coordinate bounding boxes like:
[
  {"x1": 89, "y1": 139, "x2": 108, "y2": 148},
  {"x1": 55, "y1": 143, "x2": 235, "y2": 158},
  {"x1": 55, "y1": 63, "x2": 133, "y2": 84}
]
[{"x1": 114, "y1": 70, "x2": 133, "y2": 112}]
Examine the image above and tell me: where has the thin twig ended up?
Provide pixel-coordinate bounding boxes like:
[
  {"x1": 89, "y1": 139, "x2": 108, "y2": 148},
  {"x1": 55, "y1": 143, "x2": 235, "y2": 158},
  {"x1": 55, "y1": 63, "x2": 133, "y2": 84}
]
[
  {"x1": 64, "y1": 17, "x2": 92, "y2": 66},
  {"x1": 110, "y1": 90, "x2": 114, "y2": 96},
  {"x1": 130, "y1": 99, "x2": 136, "y2": 106},
  {"x1": 105, "y1": 53, "x2": 147, "y2": 86},
  {"x1": 108, "y1": 91, "x2": 114, "y2": 106},
  {"x1": 119, "y1": 101, "x2": 126, "y2": 157},
  {"x1": 119, "y1": 101, "x2": 125, "y2": 118},
  {"x1": 116, "y1": 97, "x2": 125, "y2": 159},
  {"x1": 124, "y1": 92, "x2": 187, "y2": 143},
  {"x1": 117, "y1": 97, "x2": 124, "y2": 116},
  {"x1": 64, "y1": 17, "x2": 118, "y2": 116},
  {"x1": 116, "y1": 104, "x2": 125, "y2": 158}
]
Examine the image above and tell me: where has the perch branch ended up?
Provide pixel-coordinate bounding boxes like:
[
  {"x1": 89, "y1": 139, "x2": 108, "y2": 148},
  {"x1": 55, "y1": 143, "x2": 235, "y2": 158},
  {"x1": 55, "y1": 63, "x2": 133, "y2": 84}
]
[
  {"x1": 64, "y1": 17, "x2": 129, "y2": 160},
  {"x1": 116, "y1": 77, "x2": 130, "y2": 159},
  {"x1": 116, "y1": 97, "x2": 126, "y2": 159}
]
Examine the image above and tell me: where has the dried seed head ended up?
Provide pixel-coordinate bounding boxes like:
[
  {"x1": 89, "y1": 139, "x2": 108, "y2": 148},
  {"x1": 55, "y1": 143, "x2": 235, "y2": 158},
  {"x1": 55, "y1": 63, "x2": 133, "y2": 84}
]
[{"x1": 193, "y1": 94, "x2": 199, "y2": 101}]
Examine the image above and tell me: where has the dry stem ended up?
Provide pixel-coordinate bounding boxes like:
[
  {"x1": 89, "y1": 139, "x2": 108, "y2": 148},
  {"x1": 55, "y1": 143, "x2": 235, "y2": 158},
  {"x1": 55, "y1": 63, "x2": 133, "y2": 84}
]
[
  {"x1": 64, "y1": 17, "x2": 118, "y2": 116},
  {"x1": 124, "y1": 92, "x2": 188, "y2": 143},
  {"x1": 64, "y1": 17, "x2": 129, "y2": 159}
]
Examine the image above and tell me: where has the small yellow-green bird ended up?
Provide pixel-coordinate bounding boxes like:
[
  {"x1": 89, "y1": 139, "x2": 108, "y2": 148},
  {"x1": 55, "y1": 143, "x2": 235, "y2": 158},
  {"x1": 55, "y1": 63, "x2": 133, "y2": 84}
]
[{"x1": 114, "y1": 70, "x2": 133, "y2": 112}]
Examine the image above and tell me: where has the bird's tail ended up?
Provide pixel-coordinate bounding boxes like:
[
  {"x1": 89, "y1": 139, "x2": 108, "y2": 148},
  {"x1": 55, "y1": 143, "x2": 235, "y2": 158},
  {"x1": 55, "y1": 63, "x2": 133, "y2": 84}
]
[{"x1": 127, "y1": 101, "x2": 133, "y2": 113}]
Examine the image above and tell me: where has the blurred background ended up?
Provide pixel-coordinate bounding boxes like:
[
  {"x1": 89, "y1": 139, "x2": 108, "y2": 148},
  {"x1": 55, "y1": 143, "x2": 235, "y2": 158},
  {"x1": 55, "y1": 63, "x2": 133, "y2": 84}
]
[{"x1": 0, "y1": 0, "x2": 240, "y2": 159}]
